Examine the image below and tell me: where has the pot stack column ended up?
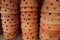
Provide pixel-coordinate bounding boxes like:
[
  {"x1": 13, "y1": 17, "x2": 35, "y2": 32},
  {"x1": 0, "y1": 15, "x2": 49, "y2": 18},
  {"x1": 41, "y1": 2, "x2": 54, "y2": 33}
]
[
  {"x1": 20, "y1": 0, "x2": 38, "y2": 40},
  {"x1": 39, "y1": 0, "x2": 60, "y2": 40},
  {"x1": 1, "y1": 0, "x2": 19, "y2": 39}
]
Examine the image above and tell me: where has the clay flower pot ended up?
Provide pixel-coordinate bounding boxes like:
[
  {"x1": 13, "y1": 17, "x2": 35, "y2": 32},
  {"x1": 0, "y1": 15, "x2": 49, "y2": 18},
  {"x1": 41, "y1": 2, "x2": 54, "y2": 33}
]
[
  {"x1": 3, "y1": 31, "x2": 19, "y2": 39},
  {"x1": 40, "y1": 22, "x2": 60, "y2": 31},
  {"x1": 40, "y1": 0, "x2": 60, "y2": 40},
  {"x1": 1, "y1": 0, "x2": 19, "y2": 9},
  {"x1": 40, "y1": 32, "x2": 60, "y2": 40},
  {"x1": 21, "y1": 11, "x2": 38, "y2": 18},
  {"x1": 20, "y1": 0, "x2": 38, "y2": 7},
  {"x1": 20, "y1": 7, "x2": 38, "y2": 11},
  {"x1": 1, "y1": 0, "x2": 19, "y2": 39},
  {"x1": 21, "y1": 22, "x2": 38, "y2": 40},
  {"x1": 41, "y1": 0, "x2": 60, "y2": 13},
  {"x1": 40, "y1": 27, "x2": 60, "y2": 39},
  {"x1": 41, "y1": 12, "x2": 60, "y2": 20},
  {"x1": 1, "y1": 14, "x2": 18, "y2": 19},
  {"x1": 1, "y1": 8, "x2": 18, "y2": 14},
  {"x1": 40, "y1": 17, "x2": 60, "y2": 24}
]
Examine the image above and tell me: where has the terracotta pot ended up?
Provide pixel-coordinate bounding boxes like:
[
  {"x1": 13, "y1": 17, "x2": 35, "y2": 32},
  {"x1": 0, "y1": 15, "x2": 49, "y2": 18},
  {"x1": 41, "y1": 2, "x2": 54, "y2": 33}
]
[
  {"x1": 21, "y1": 11, "x2": 38, "y2": 18},
  {"x1": 40, "y1": 17, "x2": 60, "y2": 24},
  {"x1": 21, "y1": 18, "x2": 38, "y2": 23},
  {"x1": 41, "y1": 0, "x2": 60, "y2": 13},
  {"x1": 40, "y1": 22, "x2": 60, "y2": 31},
  {"x1": 2, "y1": 18, "x2": 19, "y2": 25},
  {"x1": 21, "y1": 22, "x2": 38, "y2": 29},
  {"x1": 1, "y1": 8, "x2": 18, "y2": 14},
  {"x1": 20, "y1": 0, "x2": 38, "y2": 7},
  {"x1": 22, "y1": 31, "x2": 38, "y2": 37},
  {"x1": 40, "y1": 33, "x2": 60, "y2": 40},
  {"x1": 40, "y1": 27, "x2": 60, "y2": 37},
  {"x1": 2, "y1": 18, "x2": 19, "y2": 32},
  {"x1": 2, "y1": 24, "x2": 19, "y2": 32},
  {"x1": 21, "y1": 22, "x2": 38, "y2": 40},
  {"x1": 41, "y1": 12, "x2": 60, "y2": 20},
  {"x1": 20, "y1": 7, "x2": 38, "y2": 11},
  {"x1": 2, "y1": 23, "x2": 19, "y2": 32},
  {"x1": 1, "y1": 14, "x2": 18, "y2": 19},
  {"x1": 22, "y1": 34, "x2": 38, "y2": 40},
  {"x1": 3, "y1": 31, "x2": 19, "y2": 39},
  {"x1": 22, "y1": 28, "x2": 38, "y2": 40},
  {"x1": 1, "y1": 0, "x2": 18, "y2": 9}
]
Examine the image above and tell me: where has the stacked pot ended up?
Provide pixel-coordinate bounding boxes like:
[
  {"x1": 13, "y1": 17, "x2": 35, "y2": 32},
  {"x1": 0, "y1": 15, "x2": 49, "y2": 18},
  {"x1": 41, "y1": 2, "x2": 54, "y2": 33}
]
[
  {"x1": 39, "y1": 0, "x2": 60, "y2": 40},
  {"x1": 1, "y1": 0, "x2": 19, "y2": 39},
  {"x1": 20, "y1": 0, "x2": 38, "y2": 40}
]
